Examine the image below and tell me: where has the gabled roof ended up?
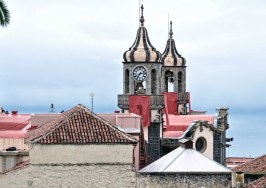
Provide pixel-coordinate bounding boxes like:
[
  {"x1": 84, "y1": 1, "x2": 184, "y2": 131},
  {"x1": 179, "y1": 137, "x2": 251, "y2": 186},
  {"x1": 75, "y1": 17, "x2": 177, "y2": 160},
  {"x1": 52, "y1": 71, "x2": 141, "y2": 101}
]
[
  {"x1": 31, "y1": 114, "x2": 59, "y2": 127},
  {"x1": 246, "y1": 175, "x2": 266, "y2": 188},
  {"x1": 26, "y1": 104, "x2": 137, "y2": 144},
  {"x1": 139, "y1": 145, "x2": 231, "y2": 173},
  {"x1": 234, "y1": 154, "x2": 266, "y2": 173}
]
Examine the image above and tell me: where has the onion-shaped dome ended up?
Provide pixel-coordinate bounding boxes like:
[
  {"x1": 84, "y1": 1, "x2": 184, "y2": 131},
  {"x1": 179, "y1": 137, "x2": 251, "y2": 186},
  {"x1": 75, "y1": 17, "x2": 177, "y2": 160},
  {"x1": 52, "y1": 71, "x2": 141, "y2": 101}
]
[
  {"x1": 161, "y1": 21, "x2": 186, "y2": 66},
  {"x1": 123, "y1": 5, "x2": 161, "y2": 62}
]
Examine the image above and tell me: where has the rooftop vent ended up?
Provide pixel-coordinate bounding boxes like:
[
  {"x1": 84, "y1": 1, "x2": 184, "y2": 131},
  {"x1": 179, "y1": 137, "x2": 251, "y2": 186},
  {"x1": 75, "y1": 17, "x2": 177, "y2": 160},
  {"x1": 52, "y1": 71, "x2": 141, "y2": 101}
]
[{"x1": 11, "y1": 111, "x2": 18, "y2": 115}]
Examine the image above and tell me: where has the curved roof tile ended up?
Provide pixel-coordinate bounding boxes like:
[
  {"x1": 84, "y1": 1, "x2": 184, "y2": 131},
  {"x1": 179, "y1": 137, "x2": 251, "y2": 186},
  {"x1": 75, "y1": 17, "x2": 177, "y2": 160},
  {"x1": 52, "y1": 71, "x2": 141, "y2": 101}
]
[{"x1": 26, "y1": 104, "x2": 137, "y2": 145}]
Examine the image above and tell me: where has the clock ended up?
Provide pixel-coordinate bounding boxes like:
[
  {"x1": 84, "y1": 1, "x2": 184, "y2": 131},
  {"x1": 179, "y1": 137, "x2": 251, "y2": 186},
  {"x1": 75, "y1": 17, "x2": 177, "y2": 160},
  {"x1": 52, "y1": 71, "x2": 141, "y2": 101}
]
[{"x1": 132, "y1": 66, "x2": 148, "y2": 81}]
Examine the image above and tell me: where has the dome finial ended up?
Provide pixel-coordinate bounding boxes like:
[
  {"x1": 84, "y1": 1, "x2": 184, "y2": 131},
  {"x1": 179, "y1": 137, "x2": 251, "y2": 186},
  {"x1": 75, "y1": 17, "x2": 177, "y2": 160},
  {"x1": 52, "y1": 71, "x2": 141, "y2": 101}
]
[
  {"x1": 140, "y1": 4, "x2": 145, "y2": 26},
  {"x1": 169, "y1": 21, "x2": 173, "y2": 38}
]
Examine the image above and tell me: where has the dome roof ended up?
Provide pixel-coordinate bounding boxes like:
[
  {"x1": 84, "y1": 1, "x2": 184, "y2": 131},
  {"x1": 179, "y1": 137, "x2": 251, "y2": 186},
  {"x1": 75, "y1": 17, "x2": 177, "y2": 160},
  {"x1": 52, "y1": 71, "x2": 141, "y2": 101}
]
[
  {"x1": 123, "y1": 5, "x2": 161, "y2": 62},
  {"x1": 161, "y1": 21, "x2": 186, "y2": 66}
]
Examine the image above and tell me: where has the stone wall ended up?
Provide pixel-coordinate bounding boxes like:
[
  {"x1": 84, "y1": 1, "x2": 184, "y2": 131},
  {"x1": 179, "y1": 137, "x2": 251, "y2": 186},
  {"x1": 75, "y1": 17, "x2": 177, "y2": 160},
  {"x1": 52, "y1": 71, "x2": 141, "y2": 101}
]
[
  {"x1": 30, "y1": 144, "x2": 134, "y2": 164},
  {"x1": 123, "y1": 63, "x2": 162, "y2": 95},
  {"x1": 213, "y1": 133, "x2": 222, "y2": 164},
  {"x1": 0, "y1": 164, "x2": 135, "y2": 188},
  {"x1": 147, "y1": 122, "x2": 161, "y2": 164},
  {"x1": 136, "y1": 173, "x2": 231, "y2": 188},
  {"x1": 0, "y1": 144, "x2": 136, "y2": 187}
]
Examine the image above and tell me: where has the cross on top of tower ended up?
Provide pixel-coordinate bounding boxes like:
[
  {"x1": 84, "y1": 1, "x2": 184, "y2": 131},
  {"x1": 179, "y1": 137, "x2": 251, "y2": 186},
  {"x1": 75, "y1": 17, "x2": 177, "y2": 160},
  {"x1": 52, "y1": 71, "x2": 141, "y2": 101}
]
[
  {"x1": 169, "y1": 21, "x2": 173, "y2": 38},
  {"x1": 140, "y1": 4, "x2": 145, "y2": 26}
]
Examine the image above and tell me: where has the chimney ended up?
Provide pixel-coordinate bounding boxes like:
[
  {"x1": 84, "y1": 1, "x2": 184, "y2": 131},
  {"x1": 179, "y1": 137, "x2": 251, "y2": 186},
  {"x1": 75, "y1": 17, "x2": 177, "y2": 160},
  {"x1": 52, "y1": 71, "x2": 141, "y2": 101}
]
[
  {"x1": 11, "y1": 111, "x2": 18, "y2": 115},
  {"x1": 184, "y1": 140, "x2": 193, "y2": 149}
]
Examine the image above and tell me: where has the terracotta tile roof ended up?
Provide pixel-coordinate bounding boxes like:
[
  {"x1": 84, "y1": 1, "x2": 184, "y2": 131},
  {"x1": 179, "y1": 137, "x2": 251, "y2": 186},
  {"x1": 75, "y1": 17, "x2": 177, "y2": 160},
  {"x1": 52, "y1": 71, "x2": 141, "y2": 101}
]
[
  {"x1": 234, "y1": 154, "x2": 266, "y2": 173},
  {"x1": 246, "y1": 175, "x2": 266, "y2": 188},
  {"x1": 226, "y1": 157, "x2": 254, "y2": 170},
  {"x1": 30, "y1": 114, "x2": 59, "y2": 127},
  {"x1": 26, "y1": 104, "x2": 137, "y2": 144}
]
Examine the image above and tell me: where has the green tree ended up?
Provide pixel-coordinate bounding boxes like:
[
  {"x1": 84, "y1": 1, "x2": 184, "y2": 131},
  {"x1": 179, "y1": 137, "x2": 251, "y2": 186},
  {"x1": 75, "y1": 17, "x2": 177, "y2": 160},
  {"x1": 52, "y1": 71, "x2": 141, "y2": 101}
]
[{"x1": 0, "y1": 0, "x2": 10, "y2": 27}]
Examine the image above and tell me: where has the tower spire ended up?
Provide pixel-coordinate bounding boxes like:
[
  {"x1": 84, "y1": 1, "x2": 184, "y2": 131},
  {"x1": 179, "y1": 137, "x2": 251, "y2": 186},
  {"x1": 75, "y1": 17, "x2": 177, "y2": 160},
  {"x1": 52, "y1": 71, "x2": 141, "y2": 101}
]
[
  {"x1": 140, "y1": 4, "x2": 145, "y2": 26},
  {"x1": 169, "y1": 21, "x2": 173, "y2": 38}
]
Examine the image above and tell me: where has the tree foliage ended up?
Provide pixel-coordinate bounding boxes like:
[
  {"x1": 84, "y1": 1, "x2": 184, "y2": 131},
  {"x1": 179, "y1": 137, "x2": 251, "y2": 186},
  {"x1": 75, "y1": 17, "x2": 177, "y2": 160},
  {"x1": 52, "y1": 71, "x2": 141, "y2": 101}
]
[{"x1": 0, "y1": 0, "x2": 10, "y2": 27}]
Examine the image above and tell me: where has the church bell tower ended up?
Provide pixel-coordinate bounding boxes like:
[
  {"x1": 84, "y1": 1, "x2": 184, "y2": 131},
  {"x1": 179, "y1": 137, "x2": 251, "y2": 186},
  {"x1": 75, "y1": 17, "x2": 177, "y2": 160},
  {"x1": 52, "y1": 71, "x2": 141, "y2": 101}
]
[
  {"x1": 123, "y1": 5, "x2": 162, "y2": 96},
  {"x1": 161, "y1": 21, "x2": 189, "y2": 115},
  {"x1": 118, "y1": 5, "x2": 164, "y2": 163}
]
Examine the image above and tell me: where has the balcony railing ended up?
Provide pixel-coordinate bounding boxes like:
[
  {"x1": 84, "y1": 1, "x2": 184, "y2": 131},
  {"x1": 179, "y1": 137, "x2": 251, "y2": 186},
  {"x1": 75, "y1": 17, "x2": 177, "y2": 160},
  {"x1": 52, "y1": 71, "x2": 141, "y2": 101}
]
[
  {"x1": 117, "y1": 95, "x2": 164, "y2": 110},
  {"x1": 118, "y1": 92, "x2": 189, "y2": 110}
]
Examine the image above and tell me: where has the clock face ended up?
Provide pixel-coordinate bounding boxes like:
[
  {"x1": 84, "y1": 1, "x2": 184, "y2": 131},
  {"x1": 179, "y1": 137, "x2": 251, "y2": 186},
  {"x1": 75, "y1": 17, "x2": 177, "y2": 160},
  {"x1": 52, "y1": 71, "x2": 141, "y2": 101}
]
[{"x1": 132, "y1": 66, "x2": 148, "y2": 81}]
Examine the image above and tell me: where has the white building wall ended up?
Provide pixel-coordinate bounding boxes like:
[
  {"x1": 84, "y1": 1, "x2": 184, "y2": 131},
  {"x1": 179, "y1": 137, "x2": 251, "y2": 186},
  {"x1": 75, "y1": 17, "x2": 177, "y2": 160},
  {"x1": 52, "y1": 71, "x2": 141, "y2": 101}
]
[
  {"x1": 30, "y1": 144, "x2": 134, "y2": 164},
  {"x1": 193, "y1": 126, "x2": 214, "y2": 160}
]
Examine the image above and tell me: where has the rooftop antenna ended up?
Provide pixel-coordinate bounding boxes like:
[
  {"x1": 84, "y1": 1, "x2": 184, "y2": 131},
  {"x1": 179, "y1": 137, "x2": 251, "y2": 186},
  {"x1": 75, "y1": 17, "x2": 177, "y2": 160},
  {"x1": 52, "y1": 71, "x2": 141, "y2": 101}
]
[
  {"x1": 49, "y1": 104, "x2": 55, "y2": 113},
  {"x1": 89, "y1": 92, "x2": 95, "y2": 112}
]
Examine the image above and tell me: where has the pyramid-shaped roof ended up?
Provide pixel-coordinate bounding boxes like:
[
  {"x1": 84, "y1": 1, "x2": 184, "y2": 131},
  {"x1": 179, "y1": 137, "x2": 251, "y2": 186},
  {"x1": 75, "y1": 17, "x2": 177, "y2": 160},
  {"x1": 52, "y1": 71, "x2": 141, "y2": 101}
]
[
  {"x1": 140, "y1": 144, "x2": 231, "y2": 173},
  {"x1": 26, "y1": 104, "x2": 137, "y2": 144}
]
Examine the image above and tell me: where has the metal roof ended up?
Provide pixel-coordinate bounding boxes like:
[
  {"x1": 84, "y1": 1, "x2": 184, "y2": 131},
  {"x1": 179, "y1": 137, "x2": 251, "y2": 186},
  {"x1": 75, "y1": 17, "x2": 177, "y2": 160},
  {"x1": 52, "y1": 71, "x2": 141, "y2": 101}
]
[{"x1": 140, "y1": 146, "x2": 231, "y2": 173}]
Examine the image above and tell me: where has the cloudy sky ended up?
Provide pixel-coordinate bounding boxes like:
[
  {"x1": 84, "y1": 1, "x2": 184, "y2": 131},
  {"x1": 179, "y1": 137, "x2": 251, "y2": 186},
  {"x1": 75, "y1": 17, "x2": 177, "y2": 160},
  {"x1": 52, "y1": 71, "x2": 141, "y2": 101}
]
[{"x1": 1, "y1": 0, "x2": 266, "y2": 157}]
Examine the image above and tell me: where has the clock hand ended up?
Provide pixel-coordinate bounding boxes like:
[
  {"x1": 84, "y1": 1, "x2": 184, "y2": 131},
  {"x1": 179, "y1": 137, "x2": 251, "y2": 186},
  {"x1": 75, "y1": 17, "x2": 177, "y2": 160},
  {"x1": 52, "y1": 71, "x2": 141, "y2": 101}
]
[{"x1": 137, "y1": 72, "x2": 141, "y2": 79}]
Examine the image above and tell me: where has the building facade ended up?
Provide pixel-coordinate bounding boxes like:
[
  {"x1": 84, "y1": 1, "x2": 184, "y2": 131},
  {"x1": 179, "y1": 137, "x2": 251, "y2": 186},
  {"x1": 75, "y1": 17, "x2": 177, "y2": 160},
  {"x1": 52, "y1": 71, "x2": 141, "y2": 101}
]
[{"x1": 0, "y1": 105, "x2": 138, "y2": 187}]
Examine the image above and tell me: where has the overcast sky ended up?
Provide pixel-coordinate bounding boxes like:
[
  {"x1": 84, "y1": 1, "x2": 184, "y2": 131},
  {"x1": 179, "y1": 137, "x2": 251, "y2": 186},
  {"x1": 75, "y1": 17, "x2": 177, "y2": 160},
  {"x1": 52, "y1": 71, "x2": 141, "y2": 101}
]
[{"x1": 1, "y1": 0, "x2": 266, "y2": 157}]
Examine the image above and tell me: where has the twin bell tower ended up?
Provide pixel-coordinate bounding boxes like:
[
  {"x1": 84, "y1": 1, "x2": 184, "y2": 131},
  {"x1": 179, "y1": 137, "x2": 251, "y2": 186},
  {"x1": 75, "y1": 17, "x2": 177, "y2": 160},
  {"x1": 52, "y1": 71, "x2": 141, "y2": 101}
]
[{"x1": 118, "y1": 5, "x2": 190, "y2": 163}]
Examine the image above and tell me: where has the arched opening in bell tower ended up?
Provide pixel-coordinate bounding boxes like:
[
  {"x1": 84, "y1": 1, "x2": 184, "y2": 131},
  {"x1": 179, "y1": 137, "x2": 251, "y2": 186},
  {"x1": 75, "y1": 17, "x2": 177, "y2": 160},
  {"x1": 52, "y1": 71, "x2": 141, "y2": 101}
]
[
  {"x1": 151, "y1": 69, "x2": 157, "y2": 95},
  {"x1": 165, "y1": 70, "x2": 174, "y2": 92},
  {"x1": 125, "y1": 69, "x2": 129, "y2": 94},
  {"x1": 135, "y1": 81, "x2": 146, "y2": 94},
  {"x1": 178, "y1": 71, "x2": 183, "y2": 93}
]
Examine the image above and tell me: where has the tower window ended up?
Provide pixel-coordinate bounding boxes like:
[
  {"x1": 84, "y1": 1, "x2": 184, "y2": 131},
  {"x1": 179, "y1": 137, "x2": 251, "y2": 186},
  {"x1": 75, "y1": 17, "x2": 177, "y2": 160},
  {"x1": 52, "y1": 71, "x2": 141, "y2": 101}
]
[
  {"x1": 165, "y1": 70, "x2": 174, "y2": 92},
  {"x1": 151, "y1": 69, "x2": 157, "y2": 94},
  {"x1": 178, "y1": 71, "x2": 183, "y2": 93},
  {"x1": 125, "y1": 69, "x2": 129, "y2": 94}
]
